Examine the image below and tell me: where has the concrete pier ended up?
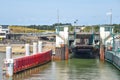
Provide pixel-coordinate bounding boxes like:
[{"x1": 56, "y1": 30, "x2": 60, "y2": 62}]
[
  {"x1": 38, "y1": 41, "x2": 42, "y2": 53},
  {"x1": 33, "y1": 42, "x2": 38, "y2": 54},
  {"x1": 6, "y1": 46, "x2": 12, "y2": 59},
  {"x1": 5, "y1": 59, "x2": 13, "y2": 77},
  {"x1": 5, "y1": 46, "x2": 13, "y2": 77},
  {"x1": 25, "y1": 44, "x2": 30, "y2": 56}
]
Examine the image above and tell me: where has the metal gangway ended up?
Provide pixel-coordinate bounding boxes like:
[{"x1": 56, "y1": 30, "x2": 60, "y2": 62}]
[{"x1": 104, "y1": 33, "x2": 120, "y2": 70}]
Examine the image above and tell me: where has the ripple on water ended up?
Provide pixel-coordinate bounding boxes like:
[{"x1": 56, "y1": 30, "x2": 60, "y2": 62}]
[{"x1": 1, "y1": 57, "x2": 120, "y2": 80}]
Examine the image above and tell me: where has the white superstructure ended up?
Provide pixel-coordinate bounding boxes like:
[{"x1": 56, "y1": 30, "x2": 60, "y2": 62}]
[
  {"x1": 100, "y1": 25, "x2": 113, "y2": 44},
  {"x1": 56, "y1": 25, "x2": 69, "y2": 47},
  {"x1": 0, "y1": 25, "x2": 9, "y2": 38}
]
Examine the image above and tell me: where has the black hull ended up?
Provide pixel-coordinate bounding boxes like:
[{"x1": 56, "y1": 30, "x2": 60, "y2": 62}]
[
  {"x1": 71, "y1": 48, "x2": 99, "y2": 59},
  {"x1": 73, "y1": 50, "x2": 94, "y2": 58}
]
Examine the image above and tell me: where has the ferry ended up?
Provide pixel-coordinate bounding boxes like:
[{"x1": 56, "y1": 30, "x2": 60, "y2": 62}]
[{"x1": 70, "y1": 32, "x2": 99, "y2": 58}]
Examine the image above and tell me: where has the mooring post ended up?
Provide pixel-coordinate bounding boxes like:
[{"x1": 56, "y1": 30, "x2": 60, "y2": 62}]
[
  {"x1": 25, "y1": 44, "x2": 30, "y2": 56},
  {"x1": 100, "y1": 45, "x2": 105, "y2": 61},
  {"x1": 5, "y1": 46, "x2": 13, "y2": 77},
  {"x1": 65, "y1": 45, "x2": 69, "y2": 60},
  {"x1": 33, "y1": 42, "x2": 38, "y2": 54},
  {"x1": 5, "y1": 59, "x2": 13, "y2": 77},
  {"x1": 6, "y1": 46, "x2": 12, "y2": 59},
  {"x1": 38, "y1": 41, "x2": 42, "y2": 53}
]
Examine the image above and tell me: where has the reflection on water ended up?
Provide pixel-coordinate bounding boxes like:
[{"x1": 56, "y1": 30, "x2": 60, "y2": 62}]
[
  {"x1": 13, "y1": 59, "x2": 120, "y2": 80},
  {"x1": 0, "y1": 67, "x2": 3, "y2": 80},
  {"x1": 13, "y1": 63, "x2": 50, "y2": 80},
  {"x1": 0, "y1": 52, "x2": 120, "y2": 80},
  {"x1": 0, "y1": 53, "x2": 5, "y2": 80}
]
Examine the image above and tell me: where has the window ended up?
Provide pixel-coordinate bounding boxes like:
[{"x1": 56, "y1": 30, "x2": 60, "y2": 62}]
[
  {"x1": 0, "y1": 33, "x2": 5, "y2": 36},
  {"x1": 2, "y1": 25, "x2": 8, "y2": 29},
  {"x1": 59, "y1": 27, "x2": 64, "y2": 31},
  {"x1": 105, "y1": 27, "x2": 111, "y2": 31}
]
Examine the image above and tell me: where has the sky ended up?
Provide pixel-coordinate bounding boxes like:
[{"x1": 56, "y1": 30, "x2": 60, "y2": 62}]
[{"x1": 0, "y1": 0, "x2": 120, "y2": 25}]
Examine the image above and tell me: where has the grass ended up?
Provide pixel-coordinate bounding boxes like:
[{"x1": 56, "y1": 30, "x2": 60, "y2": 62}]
[{"x1": 9, "y1": 26, "x2": 54, "y2": 33}]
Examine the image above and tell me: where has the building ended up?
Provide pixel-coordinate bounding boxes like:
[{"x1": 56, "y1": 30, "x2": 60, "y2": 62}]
[
  {"x1": 55, "y1": 25, "x2": 69, "y2": 47},
  {"x1": 0, "y1": 25, "x2": 10, "y2": 39},
  {"x1": 100, "y1": 25, "x2": 113, "y2": 45}
]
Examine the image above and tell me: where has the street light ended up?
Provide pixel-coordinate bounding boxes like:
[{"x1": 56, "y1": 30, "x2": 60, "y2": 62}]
[
  {"x1": 74, "y1": 19, "x2": 78, "y2": 32},
  {"x1": 74, "y1": 19, "x2": 78, "y2": 39},
  {"x1": 106, "y1": 9, "x2": 115, "y2": 51}
]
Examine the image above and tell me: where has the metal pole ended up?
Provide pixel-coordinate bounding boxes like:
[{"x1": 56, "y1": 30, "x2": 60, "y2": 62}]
[
  {"x1": 74, "y1": 22, "x2": 76, "y2": 40},
  {"x1": 57, "y1": 9, "x2": 59, "y2": 24},
  {"x1": 74, "y1": 20, "x2": 78, "y2": 39},
  {"x1": 110, "y1": 9, "x2": 112, "y2": 25},
  {"x1": 92, "y1": 27, "x2": 95, "y2": 45},
  {"x1": 112, "y1": 34, "x2": 115, "y2": 51},
  {"x1": 109, "y1": 9, "x2": 115, "y2": 51}
]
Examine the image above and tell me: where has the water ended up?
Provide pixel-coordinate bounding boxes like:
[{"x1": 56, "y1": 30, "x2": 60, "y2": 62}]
[
  {"x1": 0, "y1": 53, "x2": 6, "y2": 80},
  {"x1": 0, "y1": 53, "x2": 120, "y2": 80}
]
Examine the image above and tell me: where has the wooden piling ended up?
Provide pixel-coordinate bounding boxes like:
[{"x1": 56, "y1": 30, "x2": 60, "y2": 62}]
[
  {"x1": 53, "y1": 44, "x2": 69, "y2": 61},
  {"x1": 53, "y1": 44, "x2": 65, "y2": 60},
  {"x1": 100, "y1": 45, "x2": 105, "y2": 61},
  {"x1": 65, "y1": 45, "x2": 69, "y2": 60}
]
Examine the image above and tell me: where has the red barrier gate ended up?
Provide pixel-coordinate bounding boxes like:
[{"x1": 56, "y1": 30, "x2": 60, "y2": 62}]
[{"x1": 13, "y1": 50, "x2": 52, "y2": 73}]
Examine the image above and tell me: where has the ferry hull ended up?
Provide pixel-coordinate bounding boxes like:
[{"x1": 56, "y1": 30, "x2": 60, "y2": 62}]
[{"x1": 71, "y1": 46, "x2": 99, "y2": 58}]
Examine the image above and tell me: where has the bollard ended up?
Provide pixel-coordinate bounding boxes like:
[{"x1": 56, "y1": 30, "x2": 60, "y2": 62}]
[
  {"x1": 38, "y1": 41, "x2": 42, "y2": 53},
  {"x1": 6, "y1": 46, "x2": 12, "y2": 59},
  {"x1": 25, "y1": 44, "x2": 30, "y2": 56},
  {"x1": 5, "y1": 46, "x2": 13, "y2": 77},
  {"x1": 33, "y1": 42, "x2": 38, "y2": 54},
  {"x1": 5, "y1": 59, "x2": 13, "y2": 77}
]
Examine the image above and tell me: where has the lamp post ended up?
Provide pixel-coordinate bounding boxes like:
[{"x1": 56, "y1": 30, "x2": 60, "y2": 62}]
[
  {"x1": 110, "y1": 9, "x2": 112, "y2": 25},
  {"x1": 107, "y1": 9, "x2": 114, "y2": 51},
  {"x1": 74, "y1": 19, "x2": 78, "y2": 39}
]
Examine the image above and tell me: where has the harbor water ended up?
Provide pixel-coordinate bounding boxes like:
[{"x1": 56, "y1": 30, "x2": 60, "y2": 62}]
[{"x1": 0, "y1": 53, "x2": 120, "y2": 80}]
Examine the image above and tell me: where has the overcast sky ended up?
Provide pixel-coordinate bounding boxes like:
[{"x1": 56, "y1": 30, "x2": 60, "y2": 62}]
[{"x1": 0, "y1": 0, "x2": 120, "y2": 25}]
